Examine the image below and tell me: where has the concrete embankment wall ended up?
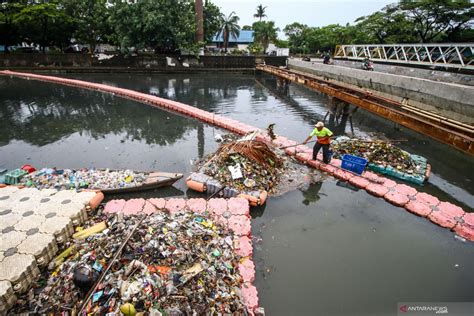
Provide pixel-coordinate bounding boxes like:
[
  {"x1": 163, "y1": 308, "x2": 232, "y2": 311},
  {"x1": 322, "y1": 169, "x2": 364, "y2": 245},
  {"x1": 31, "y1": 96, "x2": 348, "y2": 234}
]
[
  {"x1": 288, "y1": 59, "x2": 474, "y2": 123},
  {"x1": 331, "y1": 59, "x2": 474, "y2": 86},
  {"x1": 0, "y1": 53, "x2": 286, "y2": 70}
]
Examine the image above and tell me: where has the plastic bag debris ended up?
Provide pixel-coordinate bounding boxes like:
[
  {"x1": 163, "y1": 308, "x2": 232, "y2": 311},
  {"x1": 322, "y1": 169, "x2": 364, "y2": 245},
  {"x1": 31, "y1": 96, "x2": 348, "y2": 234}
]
[
  {"x1": 11, "y1": 211, "x2": 247, "y2": 315},
  {"x1": 19, "y1": 168, "x2": 148, "y2": 191}
]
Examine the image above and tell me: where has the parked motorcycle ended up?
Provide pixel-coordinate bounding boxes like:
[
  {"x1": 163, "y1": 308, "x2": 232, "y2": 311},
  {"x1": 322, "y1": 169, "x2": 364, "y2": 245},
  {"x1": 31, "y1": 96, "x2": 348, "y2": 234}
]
[
  {"x1": 361, "y1": 59, "x2": 374, "y2": 71},
  {"x1": 323, "y1": 55, "x2": 331, "y2": 64}
]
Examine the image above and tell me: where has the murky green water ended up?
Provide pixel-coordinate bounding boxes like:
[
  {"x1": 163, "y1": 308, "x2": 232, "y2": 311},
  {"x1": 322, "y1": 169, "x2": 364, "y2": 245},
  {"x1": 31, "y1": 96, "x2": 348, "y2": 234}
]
[{"x1": 1, "y1": 73, "x2": 473, "y2": 315}]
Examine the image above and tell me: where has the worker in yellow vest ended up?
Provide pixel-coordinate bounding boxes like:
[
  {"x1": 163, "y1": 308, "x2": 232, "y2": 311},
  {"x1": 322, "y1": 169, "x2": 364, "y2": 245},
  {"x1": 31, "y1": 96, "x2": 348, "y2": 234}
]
[{"x1": 303, "y1": 121, "x2": 333, "y2": 163}]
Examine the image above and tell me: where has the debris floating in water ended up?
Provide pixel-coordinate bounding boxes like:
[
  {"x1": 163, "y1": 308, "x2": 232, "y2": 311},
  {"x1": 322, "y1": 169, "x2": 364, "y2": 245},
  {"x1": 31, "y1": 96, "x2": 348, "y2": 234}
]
[
  {"x1": 332, "y1": 137, "x2": 419, "y2": 174},
  {"x1": 11, "y1": 211, "x2": 247, "y2": 315},
  {"x1": 200, "y1": 138, "x2": 283, "y2": 193},
  {"x1": 193, "y1": 133, "x2": 321, "y2": 196},
  {"x1": 20, "y1": 168, "x2": 147, "y2": 191}
]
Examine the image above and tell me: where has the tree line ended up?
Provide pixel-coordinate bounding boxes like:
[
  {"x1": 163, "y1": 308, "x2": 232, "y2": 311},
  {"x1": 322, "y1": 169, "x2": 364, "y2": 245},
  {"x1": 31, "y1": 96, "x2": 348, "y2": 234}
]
[
  {"x1": 283, "y1": 0, "x2": 473, "y2": 54},
  {"x1": 0, "y1": 0, "x2": 224, "y2": 53},
  {"x1": 0, "y1": 0, "x2": 472, "y2": 55}
]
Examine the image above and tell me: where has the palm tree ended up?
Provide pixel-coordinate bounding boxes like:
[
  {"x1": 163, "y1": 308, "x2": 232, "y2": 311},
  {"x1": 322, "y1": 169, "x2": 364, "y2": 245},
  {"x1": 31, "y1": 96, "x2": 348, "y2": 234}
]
[
  {"x1": 253, "y1": 21, "x2": 279, "y2": 54},
  {"x1": 218, "y1": 12, "x2": 240, "y2": 53},
  {"x1": 254, "y1": 4, "x2": 267, "y2": 21}
]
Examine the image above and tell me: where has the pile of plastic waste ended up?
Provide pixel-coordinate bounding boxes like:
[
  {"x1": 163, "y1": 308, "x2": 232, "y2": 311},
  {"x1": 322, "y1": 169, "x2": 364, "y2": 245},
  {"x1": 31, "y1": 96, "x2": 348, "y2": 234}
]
[
  {"x1": 332, "y1": 137, "x2": 419, "y2": 174},
  {"x1": 20, "y1": 168, "x2": 147, "y2": 190},
  {"x1": 11, "y1": 211, "x2": 246, "y2": 315},
  {"x1": 200, "y1": 138, "x2": 284, "y2": 193}
]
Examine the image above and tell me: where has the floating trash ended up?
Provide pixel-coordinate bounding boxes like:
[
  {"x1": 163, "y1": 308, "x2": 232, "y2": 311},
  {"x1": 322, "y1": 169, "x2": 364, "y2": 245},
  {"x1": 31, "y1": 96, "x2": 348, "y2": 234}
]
[
  {"x1": 332, "y1": 137, "x2": 430, "y2": 184},
  {"x1": 187, "y1": 133, "x2": 321, "y2": 205},
  {"x1": 15, "y1": 168, "x2": 182, "y2": 194},
  {"x1": 20, "y1": 168, "x2": 148, "y2": 191},
  {"x1": 200, "y1": 138, "x2": 283, "y2": 193},
  {"x1": 11, "y1": 211, "x2": 247, "y2": 315}
]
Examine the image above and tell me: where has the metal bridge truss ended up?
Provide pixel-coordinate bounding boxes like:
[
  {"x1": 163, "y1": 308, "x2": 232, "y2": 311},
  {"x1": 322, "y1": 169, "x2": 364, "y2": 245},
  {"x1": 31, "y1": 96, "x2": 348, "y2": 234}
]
[{"x1": 334, "y1": 43, "x2": 474, "y2": 70}]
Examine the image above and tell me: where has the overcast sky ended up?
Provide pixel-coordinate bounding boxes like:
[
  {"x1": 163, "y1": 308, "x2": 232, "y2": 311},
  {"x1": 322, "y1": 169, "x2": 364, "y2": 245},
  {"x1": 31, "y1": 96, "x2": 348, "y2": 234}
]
[{"x1": 212, "y1": 0, "x2": 395, "y2": 38}]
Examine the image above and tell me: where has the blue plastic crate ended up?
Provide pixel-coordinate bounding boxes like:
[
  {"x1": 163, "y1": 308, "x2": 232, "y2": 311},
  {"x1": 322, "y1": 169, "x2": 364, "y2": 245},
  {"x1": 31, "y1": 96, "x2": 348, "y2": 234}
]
[{"x1": 341, "y1": 154, "x2": 367, "y2": 175}]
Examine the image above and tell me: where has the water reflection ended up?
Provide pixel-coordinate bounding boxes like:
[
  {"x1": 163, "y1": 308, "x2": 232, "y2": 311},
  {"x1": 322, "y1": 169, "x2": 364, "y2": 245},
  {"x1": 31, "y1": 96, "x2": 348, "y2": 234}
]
[
  {"x1": 0, "y1": 77, "x2": 195, "y2": 147},
  {"x1": 301, "y1": 181, "x2": 323, "y2": 205},
  {"x1": 255, "y1": 76, "x2": 318, "y2": 125},
  {"x1": 69, "y1": 74, "x2": 246, "y2": 115},
  {"x1": 256, "y1": 76, "x2": 356, "y2": 137}
]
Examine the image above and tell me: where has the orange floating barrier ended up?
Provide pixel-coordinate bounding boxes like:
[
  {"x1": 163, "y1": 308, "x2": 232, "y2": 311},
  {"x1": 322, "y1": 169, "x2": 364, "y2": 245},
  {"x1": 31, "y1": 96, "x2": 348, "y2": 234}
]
[
  {"x1": 185, "y1": 178, "x2": 206, "y2": 192},
  {"x1": 89, "y1": 191, "x2": 104, "y2": 210},
  {"x1": 186, "y1": 173, "x2": 268, "y2": 206}
]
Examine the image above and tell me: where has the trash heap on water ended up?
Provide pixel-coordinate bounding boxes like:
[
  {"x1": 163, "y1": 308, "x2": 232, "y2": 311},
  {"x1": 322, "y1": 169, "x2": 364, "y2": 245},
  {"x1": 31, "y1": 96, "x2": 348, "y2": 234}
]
[
  {"x1": 332, "y1": 137, "x2": 417, "y2": 172},
  {"x1": 11, "y1": 211, "x2": 246, "y2": 315},
  {"x1": 332, "y1": 136, "x2": 429, "y2": 184},
  {"x1": 188, "y1": 133, "x2": 319, "y2": 204},
  {"x1": 20, "y1": 168, "x2": 147, "y2": 191},
  {"x1": 200, "y1": 138, "x2": 284, "y2": 193}
]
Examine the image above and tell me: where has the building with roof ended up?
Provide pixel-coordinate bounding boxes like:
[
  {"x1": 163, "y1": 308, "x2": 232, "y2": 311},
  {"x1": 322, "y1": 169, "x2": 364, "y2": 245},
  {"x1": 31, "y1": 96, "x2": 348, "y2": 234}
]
[{"x1": 210, "y1": 30, "x2": 254, "y2": 52}]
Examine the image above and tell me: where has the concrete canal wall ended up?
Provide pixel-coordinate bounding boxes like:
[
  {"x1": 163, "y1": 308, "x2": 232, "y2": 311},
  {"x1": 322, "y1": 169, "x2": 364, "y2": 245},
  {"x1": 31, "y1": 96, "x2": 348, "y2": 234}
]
[
  {"x1": 0, "y1": 70, "x2": 472, "y2": 243},
  {"x1": 330, "y1": 59, "x2": 474, "y2": 86},
  {"x1": 288, "y1": 59, "x2": 474, "y2": 123},
  {"x1": 0, "y1": 53, "x2": 286, "y2": 70}
]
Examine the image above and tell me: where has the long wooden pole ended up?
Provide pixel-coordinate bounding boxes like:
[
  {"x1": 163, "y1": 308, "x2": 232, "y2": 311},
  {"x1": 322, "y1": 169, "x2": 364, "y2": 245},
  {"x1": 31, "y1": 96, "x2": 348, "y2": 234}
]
[{"x1": 78, "y1": 215, "x2": 147, "y2": 314}]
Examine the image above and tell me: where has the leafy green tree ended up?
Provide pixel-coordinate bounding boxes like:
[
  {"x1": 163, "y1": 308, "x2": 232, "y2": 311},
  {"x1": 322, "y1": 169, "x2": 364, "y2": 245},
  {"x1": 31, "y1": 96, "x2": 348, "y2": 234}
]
[
  {"x1": 242, "y1": 25, "x2": 253, "y2": 30},
  {"x1": 253, "y1": 21, "x2": 279, "y2": 53},
  {"x1": 254, "y1": 4, "x2": 267, "y2": 21},
  {"x1": 304, "y1": 24, "x2": 349, "y2": 53},
  {"x1": 203, "y1": 0, "x2": 223, "y2": 43},
  {"x1": 13, "y1": 1, "x2": 74, "y2": 52},
  {"x1": 218, "y1": 11, "x2": 240, "y2": 53},
  {"x1": 0, "y1": 2, "x2": 24, "y2": 52},
  {"x1": 446, "y1": 27, "x2": 474, "y2": 42},
  {"x1": 355, "y1": 5, "x2": 416, "y2": 44},
  {"x1": 284, "y1": 22, "x2": 310, "y2": 54},
  {"x1": 63, "y1": 0, "x2": 110, "y2": 53},
  {"x1": 275, "y1": 39, "x2": 289, "y2": 48},
  {"x1": 108, "y1": 0, "x2": 196, "y2": 53},
  {"x1": 398, "y1": 0, "x2": 474, "y2": 42}
]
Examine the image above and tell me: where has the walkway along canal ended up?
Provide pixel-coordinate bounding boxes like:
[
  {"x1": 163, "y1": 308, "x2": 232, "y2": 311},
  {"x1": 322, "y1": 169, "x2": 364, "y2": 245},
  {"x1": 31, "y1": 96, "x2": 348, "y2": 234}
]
[{"x1": 0, "y1": 71, "x2": 470, "y2": 316}]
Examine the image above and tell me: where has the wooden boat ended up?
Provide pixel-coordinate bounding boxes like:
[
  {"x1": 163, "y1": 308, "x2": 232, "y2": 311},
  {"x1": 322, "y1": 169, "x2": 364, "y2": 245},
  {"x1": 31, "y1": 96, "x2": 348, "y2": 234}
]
[
  {"x1": 11, "y1": 167, "x2": 183, "y2": 194},
  {"x1": 100, "y1": 171, "x2": 183, "y2": 194}
]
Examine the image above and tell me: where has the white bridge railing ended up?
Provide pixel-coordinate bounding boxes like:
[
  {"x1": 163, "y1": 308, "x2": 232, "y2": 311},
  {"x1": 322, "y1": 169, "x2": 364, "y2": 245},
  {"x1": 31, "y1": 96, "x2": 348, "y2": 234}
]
[{"x1": 334, "y1": 43, "x2": 474, "y2": 70}]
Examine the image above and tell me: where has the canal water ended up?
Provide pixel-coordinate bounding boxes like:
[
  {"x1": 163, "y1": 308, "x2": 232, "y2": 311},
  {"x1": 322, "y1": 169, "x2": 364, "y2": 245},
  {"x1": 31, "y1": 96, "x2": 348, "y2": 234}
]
[{"x1": 1, "y1": 73, "x2": 473, "y2": 315}]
